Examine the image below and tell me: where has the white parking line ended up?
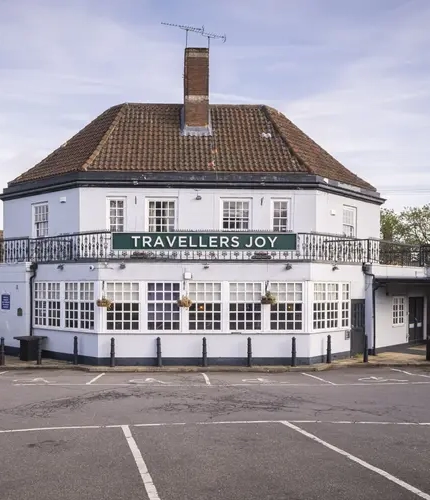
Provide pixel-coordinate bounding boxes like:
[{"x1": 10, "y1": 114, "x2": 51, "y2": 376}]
[
  {"x1": 86, "y1": 373, "x2": 105, "y2": 385},
  {"x1": 201, "y1": 373, "x2": 211, "y2": 385},
  {"x1": 121, "y1": 425, "x2": 160, "y2": 500},
  {"x1": 0, "y1": 371, "x2": 7, "y2": 375},
  {"x1": 391, "y1": 368, "x2": 430, "y2": 379},
  {"x1": 301, "y1": 372, "x2": 336, "y2": 385},
  {"x1": 281, "y1": 421, "x2": 430, "y2": 500}
]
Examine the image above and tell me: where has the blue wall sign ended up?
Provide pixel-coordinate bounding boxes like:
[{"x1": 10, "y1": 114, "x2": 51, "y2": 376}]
[{"x1": 1, "y1": 294, "x2": 11, "y2": 310}]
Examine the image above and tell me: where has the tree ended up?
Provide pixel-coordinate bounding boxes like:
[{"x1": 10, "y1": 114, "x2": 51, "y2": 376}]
[{"x1": 380, "y1": 205, "x2": 430, "y2": 244}]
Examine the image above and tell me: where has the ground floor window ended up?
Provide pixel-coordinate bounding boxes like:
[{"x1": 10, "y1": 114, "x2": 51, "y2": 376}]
[
  {"x1": 105, "y1": 282, "x2": 139, "y2": 331},
  {"x1": 392, "y1": 296, "x2": 405, "y2": 326},
  {"x1": 147, "y1": 282, "x2": 181, "y2": 331},
  {"x1": 34, "y1": 282, "x2": 60, "y2": 327},
  {"x1": 65, "y1": 282, "x2": 95, "y2": 330},
  {"x1": 188, "y1": 282, "x2": 222, "y2": 331},
  {"x1": 269, "y1": 282, "x2": 303, "y2": 331},
  {"x1": 313, "y1": 282, "x2": 350, "y2": 331},
  {"x1": 229, "y1": 282, "x2": 262, "y2": 331}
]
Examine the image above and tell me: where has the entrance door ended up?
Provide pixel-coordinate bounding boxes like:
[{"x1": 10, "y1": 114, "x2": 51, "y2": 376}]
[
  {"x1": 408, "y1": 297, "x2": 424, "y2": 344},
  {"x1": 350, "y1": 299, "x2": 365, "y2": 355}
]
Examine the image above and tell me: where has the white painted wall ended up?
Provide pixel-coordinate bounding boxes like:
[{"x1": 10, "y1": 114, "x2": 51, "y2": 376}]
[
  {"x1": 3, "y1": 185, "x2": 381, "y2": 239},
  {"x1": 3, "y1": 188, "x2": 80, "y2": 238},
  {"x1": 0, "y1": 263, "x2": 30, "y2": 348},
  {"x1": 315, "y1": 191, "x2": 380, "y2": 238}
]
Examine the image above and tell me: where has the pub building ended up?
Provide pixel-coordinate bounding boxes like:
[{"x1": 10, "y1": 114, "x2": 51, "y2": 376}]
[{"x1": 0, "y1": 46, "x2": 428, "y2": 365}]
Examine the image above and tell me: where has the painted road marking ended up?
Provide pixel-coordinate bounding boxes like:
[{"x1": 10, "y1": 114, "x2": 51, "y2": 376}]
[
  {"x1": 202, "y1": 373, "x2": 211, "y2": 385},
  {"x1": 13, "y1": 377, "x2": 51, "y2": 384},
  {"x1": 242, "y1": 377, "x2": 271, "y2": 383},
  {"x1": 86, "y1": 373, "x2": 105, "y2": 385},
  {"x1": 301, "y1": 373, "x2": 336, "y2": 385},
  {"x1": 391, "y1": 368, "x2": 430, "y2": 379},
  {"x1": 1, "y1": 420, "x2": 430, "y2": 435},
  {"x1": 0, "y1": 371, "x2": 7, "y2": 375},
  {"x1": 129, "y1": 378, "x2": 170, "y2": 385},
  {"x1": 358, "y1": 376, "x2": 408, "y2": 383},
  {"x1": 281, "y1": 421, "x2": 430, "y2": 500},
  {"x1": 121, "y1": 425, "x2": 161, "y2": 500}
]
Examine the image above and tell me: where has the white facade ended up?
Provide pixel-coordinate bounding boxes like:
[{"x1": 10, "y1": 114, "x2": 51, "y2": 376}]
[{"x1": 3, "y1": 186, "x2": 381, "y2": 239}]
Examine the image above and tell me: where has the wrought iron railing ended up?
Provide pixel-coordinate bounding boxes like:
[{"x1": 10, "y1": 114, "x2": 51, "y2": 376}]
[{"x1": 0, "y1": 230, "x2": 428, "y2": 266}]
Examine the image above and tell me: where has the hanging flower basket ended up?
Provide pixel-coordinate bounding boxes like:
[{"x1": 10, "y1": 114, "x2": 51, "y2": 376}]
[
  {"x1": 97, "y1": 297, "x2": 113, "y2": 308},
  {"x1": 177, "y1": 295, "x2": 193, "y2": 308},
  {"x1": 261, "y1": 291, "x2": 277, "y2": 305}
]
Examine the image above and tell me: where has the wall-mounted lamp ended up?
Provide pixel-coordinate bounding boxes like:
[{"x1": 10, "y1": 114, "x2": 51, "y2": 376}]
[
  {"x1": 285, "y1": 263, "x2": 292, "y2": 271},
  {"x1": 119, "y1": 262, "x2": 126, "y2": 269},
  {"x1": 332, "y1": 264, "x2": 339, "y2": 271},
  {"x1": 57, "y1": 264, "x2": 64, "y2": 270},
  {"x1": 195, "y1": 194, "x2": 202, "y2": 200},
  {"x1": 203, "y1": 263, "x2": 209, "y2": 269}
]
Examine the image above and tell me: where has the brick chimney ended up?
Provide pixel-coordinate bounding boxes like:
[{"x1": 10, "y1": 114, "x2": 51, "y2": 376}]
[{"x1": 183, "y1": 47, "x2": 211, "y2": 133}]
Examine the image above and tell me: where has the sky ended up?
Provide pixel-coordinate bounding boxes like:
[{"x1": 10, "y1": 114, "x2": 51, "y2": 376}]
[{"x1": 0, "y1": 0, "x2": 429, "y2": 222}]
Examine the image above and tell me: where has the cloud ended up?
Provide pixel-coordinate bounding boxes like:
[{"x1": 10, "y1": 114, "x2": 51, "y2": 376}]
[{"x1": 0, "y1": 0, "x2": 429, "y2": 230}]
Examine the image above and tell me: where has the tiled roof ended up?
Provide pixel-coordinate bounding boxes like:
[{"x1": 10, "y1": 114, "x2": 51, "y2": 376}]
[{"x1": 10, "y1": 103, "x2": 375, "y2": 191}]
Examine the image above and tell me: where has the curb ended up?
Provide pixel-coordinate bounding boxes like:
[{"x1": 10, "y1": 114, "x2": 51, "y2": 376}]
[{"x1": 1, "y1": 361, "x2": 429, "y2": 372}]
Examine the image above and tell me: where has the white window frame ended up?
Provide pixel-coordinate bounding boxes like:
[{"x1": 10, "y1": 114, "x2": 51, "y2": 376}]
[
  {"x1": 188, "y1": 282, "x2": 222, "y2": 332},
  {"x1": 228, "y1": 282, "x2": 262, "y2": 331},
  {"x1": 221, "y1": 199, "x2": 251, "y2": 231},
  {"x1": 343, "y1": 205, "x2": 357, "y2": 238},
  {"x1": 107, "y1": 197, "x2": 126, "y2": 233},
  {"x1": 64, "y1": 282, "x2": 95, "y2": 331},
  {"x1": 312, "y1": 282, "x2": 351, "y2": 331},
  {"x1": 271, "y1": 199, "x2": 290, "y2": 232},
  {"x1": 33, "y1": 282, "x2": 61, "y2": 328},
  {"x1": 392, "y1": 296, "x2": 405, "y2": 326},
  {"x1": 105, "y1": 282, "x2": 140, "y2": 332},
  {"x1": 268, "y1": 282, "x2": 303, "y2": 332},
  {"x1": 147, "y1": 281, "x2": 181, "y2": 332},
  {"x1": 33, "y1": 202, "x2": 49, "y2": 237},
  {"x1": 146, "y1": 198, "x2": 177, "y2": 232}
]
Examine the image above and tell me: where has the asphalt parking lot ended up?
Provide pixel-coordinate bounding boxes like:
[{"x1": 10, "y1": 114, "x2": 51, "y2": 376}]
[{"x1": 1, "y1": 367, "x2": 430, "y2": 500}]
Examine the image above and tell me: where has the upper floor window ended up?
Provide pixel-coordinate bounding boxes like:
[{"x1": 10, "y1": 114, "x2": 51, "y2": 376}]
[
  {"x1": 272, "y1": 200, "x2": 289, "y2": 232},
  {"x1": 108, "y1": 198, "x2": 125, "y2": 233},
  {"x1": 148, "y1": 200, "x2": 176, "y2": 232},
  {"x1": 222, "y1": 200, "x2": 250, "y2": 230},
  {"x1": 33, "y1": 203, "x2": 49, "y2": 237},
  {"x1": 343, "y1": 205, "x2": 357, "y2": 237}
]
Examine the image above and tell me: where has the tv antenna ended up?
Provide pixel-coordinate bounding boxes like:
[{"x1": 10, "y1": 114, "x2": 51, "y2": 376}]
[{"x1": 162, "y1": 22, "x2": 226, "y2": 48}]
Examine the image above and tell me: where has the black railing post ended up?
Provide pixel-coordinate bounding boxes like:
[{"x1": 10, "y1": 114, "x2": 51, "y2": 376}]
[
  {"x1": 110, "y1": 337, "x2": 115, "y2": 367},
  {"x1": 73, "y1": 336, "x2": 78, "y2": 365},
  {"x1": 156, "y1": 337, "x2": 162, "y2": 367},
  {"x1": 0, "y1": 337, "x2": 5, "y2": 366},
  {"x1": 247, "y1": 337, "x2": 252, "y2": 367},
  {"x1": 326, "y1": 335, "x2": 332, "y2": 364},
  {"x1": 426, "y1": 335, "x2": 430, "y2": 362},
  {"x1": 363, "y1": 335, "x2": 369, "y2": 363},
  {"x1": 291, "y1": 336, "x2": 296, "y2": 367},
  {"x1": 202, "y1": 337, "x2": 208, "y2": 367},
  {"x1": 37, "y1": 337, "x2": 42, "y2": 365}
]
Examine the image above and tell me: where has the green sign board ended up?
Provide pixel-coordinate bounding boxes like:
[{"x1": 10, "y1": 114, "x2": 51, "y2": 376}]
[{"x1": 112, "y1": 232, "x2": 297, "y2": 251}]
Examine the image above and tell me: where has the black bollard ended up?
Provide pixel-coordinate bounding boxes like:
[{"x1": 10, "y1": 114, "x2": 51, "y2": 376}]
[
  {"x1": 0, "y1": 337, "x2": 4, "y2": 366},
  {"x1": 156, "y1": 337, "x2": 162, "y2": 368},
  {"x1": 427, "y1": 336, "x2": 430, "y2": 362},
  {"x1": 37, "y1": 337, "x2": 42, "y2": 365},
  {"x1": 291, "y1": 336, "x2": 297, "y2": 367},
  {"x1": 110, "y1": 337, "x2": 115, "y2": 367},
  {"x1": 326, "y1": 335, "x2": 332, "y2": 364},
  {"x1": 202, "y1": 337, "x2": 208, "y2": 367},
  {"x1": 363, "y1": 335, "x2": 369, "y2": 363},
  {"x1": 247, "y1": 337, "x2": 252, "y2": 367},
  {"x1": 73, "y1": 336, "x2": 78, "y2": 365}
]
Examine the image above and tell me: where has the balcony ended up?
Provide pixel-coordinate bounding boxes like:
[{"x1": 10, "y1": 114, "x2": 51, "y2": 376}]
[{"x1": 0, "y1": 231, "x2": 428, "y2": 267}]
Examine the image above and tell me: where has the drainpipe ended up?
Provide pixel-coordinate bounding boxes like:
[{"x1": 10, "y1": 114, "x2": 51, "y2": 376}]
[
  {"x1": 362, "y1": 263, "x2": 378, "y2": 355},
  {"x1": 29, "y1": 262, "x2": 38, "y2": 336}
]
